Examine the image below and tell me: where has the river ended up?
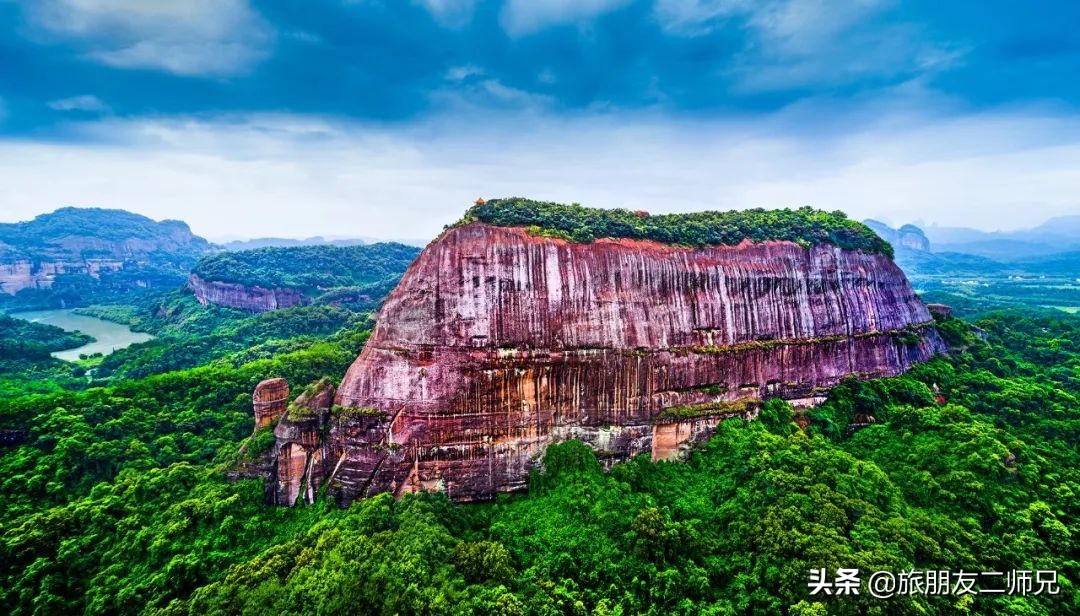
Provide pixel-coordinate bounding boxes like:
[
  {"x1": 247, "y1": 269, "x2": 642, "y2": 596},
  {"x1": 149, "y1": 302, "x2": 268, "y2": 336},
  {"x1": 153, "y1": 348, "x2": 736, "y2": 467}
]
[{"x1": 13, "y1": 309, "x2": 153, "y2": 361}]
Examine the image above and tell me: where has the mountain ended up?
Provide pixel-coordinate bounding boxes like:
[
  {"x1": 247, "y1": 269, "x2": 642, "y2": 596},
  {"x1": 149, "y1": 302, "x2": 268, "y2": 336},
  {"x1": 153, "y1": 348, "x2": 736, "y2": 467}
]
[
  {"x1": 220, "y1": 237, "x2": 369, "y2": 250},
  {"x1": 245, "y1": 198, "x2": 942, "y2": 505},
  {"x1": 220, "y1": 236, "x2": 428, "y2": 250},
  {"x1": 922, "y1": 214, "x2": 1080, "y2": 260},
  {"x1": 0, "y1": 207, "x2": 213, "y2": 308},
  {"x1": 864, "y1": 217, "x2": 1080, "y2": 314},
  {"x1": 863, "y1": 219, "x2": 930, "y2": 252},
  {"x1": 188, "y1": 243, "x2": 421, "y2": 312}
]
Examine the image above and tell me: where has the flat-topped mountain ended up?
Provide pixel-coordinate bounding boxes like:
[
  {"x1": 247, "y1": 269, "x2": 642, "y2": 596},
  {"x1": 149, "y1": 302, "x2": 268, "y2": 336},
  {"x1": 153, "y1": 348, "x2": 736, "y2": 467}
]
[
  {"x1": 188, "y1": 243, "x2": 420, "y2": 312},
  {"x1": 0, "y1": 207, "x2": 212, "y2": 305},
  {"x1": 0, "y1": 207, "x2": 210, "y2": 262},
  {"x1": 252, "y1": 199, "x2": 943, "y2": 505}
]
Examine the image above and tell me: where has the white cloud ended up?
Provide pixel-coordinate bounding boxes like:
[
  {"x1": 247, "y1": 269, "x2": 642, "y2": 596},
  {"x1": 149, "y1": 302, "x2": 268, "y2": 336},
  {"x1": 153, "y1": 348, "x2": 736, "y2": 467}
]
[
  {"x1": 438, "y1": 66, "x2": 554, "y2": 111},
  {"x1": 500, "y1": 0, "x2": 632, "y2": 36},
  {"x1": 47, "y1": 94, "x2": 110, "y2": 112},
  {"x1": 653, "y1": 0, "x2": 750, "y2": 35},
  {"x1": 654, "y1": 0, "x2": 965, "y2": 92},
  {"x1": 0, "y1": 108, "x2": 1078, "y2": 241},
  {"x1": 414, "y1": 0, "x2": 476, "y2": 28},
  {"x1": 445, "y1": 64, "x2": 483, "y2": 82},
  {"x1": 25, "y1": 0, "x2": 273, "y2": 77}
]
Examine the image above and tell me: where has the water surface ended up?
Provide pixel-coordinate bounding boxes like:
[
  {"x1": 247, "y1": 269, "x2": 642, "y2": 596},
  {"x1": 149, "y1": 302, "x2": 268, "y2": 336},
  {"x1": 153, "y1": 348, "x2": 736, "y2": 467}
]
[{"x1": 13, "y1": 309, "x2": 153, "y2": 361}]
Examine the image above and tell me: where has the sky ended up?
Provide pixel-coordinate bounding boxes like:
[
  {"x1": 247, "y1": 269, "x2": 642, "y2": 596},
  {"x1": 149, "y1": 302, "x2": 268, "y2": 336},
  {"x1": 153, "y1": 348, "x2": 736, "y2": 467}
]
[{"x1": 1, "y1": 0, "x2": 1079, "y2": 241}]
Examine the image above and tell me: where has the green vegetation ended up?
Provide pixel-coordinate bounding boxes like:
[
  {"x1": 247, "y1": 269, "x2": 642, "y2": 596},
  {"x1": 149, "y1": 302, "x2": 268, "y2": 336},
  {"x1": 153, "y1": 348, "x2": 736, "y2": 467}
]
[
  {"x1": 331, "y1": 404, "x2": 387, "y2": 419},
  {"x1": 0, "y1": 207, "x2": 207, "y2": 250},
  {"x1": 191, "y1": 243, "x2": 419, "y2": 293},
  {"x1": 0, "y1": 313, "x2": 93, "y2": 361},
  {"x1": 285, "y1": 377, "x2": 334, "y2": 421},
  {"x1": 242, "y1": 426, "x2": 278, "y2": 462},
  {"x1": 655, "y1": 397, "x2": 760, "y2": 421},
  {"x1": 457, "y1": 197, "x2": 893, "y2": 257},
  {"x1": 82, "y1": 293, "x2": 372, "y2": 380},
  {"x1": 0, "y1": 307, "x2": 1075, "y2": 614}
]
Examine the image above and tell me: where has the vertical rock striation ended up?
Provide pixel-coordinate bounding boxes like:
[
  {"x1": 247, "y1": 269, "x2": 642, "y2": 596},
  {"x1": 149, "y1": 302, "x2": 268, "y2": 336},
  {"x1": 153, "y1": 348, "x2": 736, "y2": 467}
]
[
  {"x1": 253, "y1": 378, "x2": 290, "y2": 428},
  {"x1": 252, "y1": 207, "x2": 943, "y2": 505},
  {"x1": 318, "y1": 222, "x2": 944, "y2": 503},
  {"x1": 187, "y1": 274, "x2": 309, "y2": 313}
]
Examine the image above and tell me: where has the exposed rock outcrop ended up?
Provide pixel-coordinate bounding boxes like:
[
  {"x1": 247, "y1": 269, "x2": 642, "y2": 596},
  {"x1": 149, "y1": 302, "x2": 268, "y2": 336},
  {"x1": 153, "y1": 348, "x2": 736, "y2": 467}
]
[
  {"x1": 271, "y1": 378, "x2": 335, "y2": 506},
  {"x1": 252, "y1": 210, "x2": 943, "y2": 504},
  {"x1": 0, "y1": 259, "x2": 125, "y2": 294},
  {"x1": 233, "y1": 378, "x2": 337, "y2": 506},
  {"x1": 0, "y1": 207, "x2": 212, "y2": 297},
  {"x1": 864, "y1": 220, "x2": 931, "y2": 253},
  {"x1": 253, "y1": 378, "x2": 290, "y2": 428},
  {"x1": 187, "y1": 274, "x2": 309, "y2": 313}
]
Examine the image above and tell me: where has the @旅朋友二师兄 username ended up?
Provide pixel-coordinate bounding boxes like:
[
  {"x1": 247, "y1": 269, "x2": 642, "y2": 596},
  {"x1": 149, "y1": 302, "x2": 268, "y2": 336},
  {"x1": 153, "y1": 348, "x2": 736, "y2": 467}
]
[{"x1": 808, "y1": 568, "x2": 1061, "y2": 599}]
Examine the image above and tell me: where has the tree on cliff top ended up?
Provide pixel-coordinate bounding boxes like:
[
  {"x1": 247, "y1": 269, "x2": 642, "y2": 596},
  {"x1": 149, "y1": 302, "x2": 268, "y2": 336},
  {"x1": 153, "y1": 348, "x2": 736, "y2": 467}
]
[{"x1": 456, "y1": 197, "x2": 894, "y2": 257}]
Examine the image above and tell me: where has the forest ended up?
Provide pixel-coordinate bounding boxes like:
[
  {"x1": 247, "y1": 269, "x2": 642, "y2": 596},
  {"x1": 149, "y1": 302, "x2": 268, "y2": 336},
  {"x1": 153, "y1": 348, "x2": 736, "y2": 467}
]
[
  {"x1": 190, "y1": 243, "x2": 420, "y2": 293},
  {"x1": 459, "y1": 198, "x2": 893, "y2": 256},
  {"x1": 0, "y1": 314, "x2": 93, "y2": 364},
  {"x1": 0, "y1": 299, "x2": 1076, "y2": 614}
]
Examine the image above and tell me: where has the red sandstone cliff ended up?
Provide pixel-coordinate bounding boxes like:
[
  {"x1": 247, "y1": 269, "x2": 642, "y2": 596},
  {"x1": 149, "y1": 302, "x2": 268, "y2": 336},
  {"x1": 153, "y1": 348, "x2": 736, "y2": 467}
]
[
  {"x1": 259, "y1": 221, "x2": 944, "y2": 504},
  {"x1": 187, "y1": 273, "x2": 309, "y2": 313}
]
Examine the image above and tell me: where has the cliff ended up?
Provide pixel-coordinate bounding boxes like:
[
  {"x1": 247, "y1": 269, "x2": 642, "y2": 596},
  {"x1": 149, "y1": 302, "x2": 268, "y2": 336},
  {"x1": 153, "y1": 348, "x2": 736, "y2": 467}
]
[
  {"x1": 255, "y1": 201, "x2": 944, "y2": 504},
  {"x1": 187, "y1": 243, "x2": 420, "y2": 312},
  {"x1": 0, "y1": 207, "x2": 212, "y2": 299},
  {"x1": 864, "y1": 219, "x2": 931, "y2": 252},
  {"x1": 187, "y1": 273, "x2": 309, "y2": 312}
]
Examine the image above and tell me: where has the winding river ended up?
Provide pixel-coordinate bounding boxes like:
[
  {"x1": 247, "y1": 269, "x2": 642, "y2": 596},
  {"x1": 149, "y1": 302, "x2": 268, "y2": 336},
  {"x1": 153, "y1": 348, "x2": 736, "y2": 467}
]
[{"x1": 14, "y1": 309, "x2": 153, "y2": 361}]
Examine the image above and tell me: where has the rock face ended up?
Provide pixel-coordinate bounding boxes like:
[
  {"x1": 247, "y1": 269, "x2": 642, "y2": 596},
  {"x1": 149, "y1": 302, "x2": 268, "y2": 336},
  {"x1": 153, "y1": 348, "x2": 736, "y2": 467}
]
[
  {"x1": 0, "y1": 259, "x2": 126, "y2": 295},
  {"x1": 0, "y1": 207, "x2": 211, "y2": 297},
  {"x1": 897, "y1": 225, "x2": 931, "y2": 252},
  {"x1": 271, "y1": 379, "x2": 336, "y2": 506},
  {"x1": 234, "y1": 378, "x2": 336, "y2": 506},
  {"x1": 258, "y1": 220, "x2": 943, "y2": 504},
  {"x1": 187, "y1": 274, "x2": 309, "y2": 313},
  {"x1": 863, "y1": 220, "x2": 930, "y2": 253},
  {"x1": 253, "y1": 378, "x2": 290, "y2": 428}
]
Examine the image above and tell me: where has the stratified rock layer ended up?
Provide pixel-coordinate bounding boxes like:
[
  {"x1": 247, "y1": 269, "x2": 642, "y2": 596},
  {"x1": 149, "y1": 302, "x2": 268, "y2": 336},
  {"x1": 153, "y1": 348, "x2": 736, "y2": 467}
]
[
  {"x1": 253, "y1": 378, "x2": 290, "y2": 429},
  {"x1": 313, "y1": 223, "x2": 941, "y2": 503},
  {"x1": 187, "y1": 273, "x2": 309, "y2": 313}
]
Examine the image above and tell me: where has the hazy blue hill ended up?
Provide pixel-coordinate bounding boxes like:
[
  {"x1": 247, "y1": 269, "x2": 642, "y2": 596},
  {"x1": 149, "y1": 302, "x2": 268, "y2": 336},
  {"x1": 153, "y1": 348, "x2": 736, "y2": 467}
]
[
  {"x1": 0, "y1": 207, "x2": 211, "y2": 260},
  {"x1": 1014, "y1": 250, "x2": 1080, "y2": 276},
  {"x1": 922, "y1": 215, "x2": 1080, "y2": 260},
  {"x1": 0, "y1": 208, "x2": 215, "y2": 311},
  {"x1": 221, "y1": 237, "x2": 368, "y2": 251},
  {"x1": 893, "y1": 248, "x2": 1009, "y2": 276},
  {"x1": 1029, "y1": 214, "x2": 1080, "y2": 238}
]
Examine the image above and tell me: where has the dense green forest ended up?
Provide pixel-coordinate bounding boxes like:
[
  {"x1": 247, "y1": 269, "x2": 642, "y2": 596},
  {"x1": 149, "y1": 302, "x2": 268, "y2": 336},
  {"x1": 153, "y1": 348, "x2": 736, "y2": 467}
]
[
  {"x1": 1, "y1": 302, "x2": 1076, "y2": 614},
  {"x1": 458, "y1": 198, "x2": 893, "y2": 256},
  {"x1": 0, "y1": 314, "x2": 93, "y2": 365},
  {"x1": 190, "y1": 243, "x2": 420, "y2": 293}
]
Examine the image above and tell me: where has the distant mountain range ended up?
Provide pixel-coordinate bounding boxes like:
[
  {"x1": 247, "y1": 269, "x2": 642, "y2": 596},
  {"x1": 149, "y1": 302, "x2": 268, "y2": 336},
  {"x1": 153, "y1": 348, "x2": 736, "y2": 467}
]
[
  {"x1": 220, "y1": 237, "x2": 369, "y2": 250},
  {"x1": 220, "y1": 236, "x2": 427, "y2": 250},
  {"x1": 864, "y1": 217, "x2": 1080, "y2": 314},
  {"x1": 864, "y1": 216, "x2": 1080, "y2": 263},
  {"x1": 920, "y1": 215, "x2": 1080, "y2": 260},
  {"x1": 0, "y1": 207, "x2": 425, "y2": 310}
]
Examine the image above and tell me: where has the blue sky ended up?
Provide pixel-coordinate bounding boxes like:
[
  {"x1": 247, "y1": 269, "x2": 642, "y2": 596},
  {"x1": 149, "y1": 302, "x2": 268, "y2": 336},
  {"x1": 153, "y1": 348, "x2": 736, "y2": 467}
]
[{"x1": 1, "y1": 0, "x2": 1079, "y2": 240}]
